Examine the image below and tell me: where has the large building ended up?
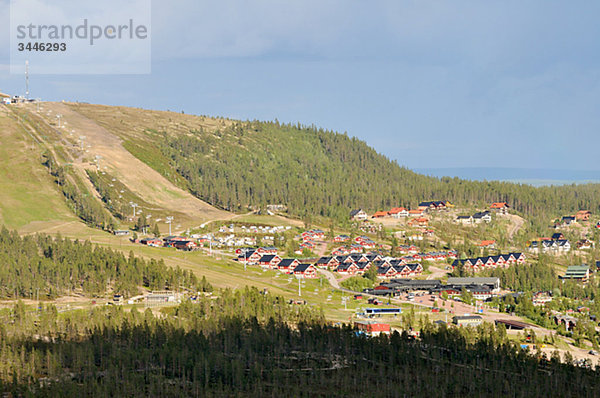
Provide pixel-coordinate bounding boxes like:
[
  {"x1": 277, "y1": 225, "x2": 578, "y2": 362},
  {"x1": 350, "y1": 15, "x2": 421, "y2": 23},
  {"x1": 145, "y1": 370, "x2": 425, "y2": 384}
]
[{"x1": 446, "y1": 277, "x2": 501, "y2": 292}]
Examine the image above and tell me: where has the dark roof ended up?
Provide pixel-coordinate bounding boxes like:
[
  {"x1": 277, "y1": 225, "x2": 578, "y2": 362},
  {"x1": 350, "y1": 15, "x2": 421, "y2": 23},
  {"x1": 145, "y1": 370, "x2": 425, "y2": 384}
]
[
  {"x1": 350, "y1": 209, "x2": 364, "y2": 217},
  {"x1": 259, "y1": 254, "x2": 277, "y2": 262},
  {"x1": 279, "y1": 258, "x2": 298, "y2": 267},
  {"x1": 294, "y1": 263, "x2": 314, "y2": 272},
  {"x1": 316, "y1": 256, "x2": 333, "y2": 264}
]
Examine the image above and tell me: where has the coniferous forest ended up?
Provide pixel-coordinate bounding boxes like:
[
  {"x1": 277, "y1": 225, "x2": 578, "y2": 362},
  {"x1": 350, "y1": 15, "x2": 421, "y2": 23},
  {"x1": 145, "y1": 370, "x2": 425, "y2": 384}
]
[
  {"x1": 152, "y1": 120, "x2": 600, "y2": 223},
  {"x1": 0, "y1": 286, "x2": 598, "y2": 397}
]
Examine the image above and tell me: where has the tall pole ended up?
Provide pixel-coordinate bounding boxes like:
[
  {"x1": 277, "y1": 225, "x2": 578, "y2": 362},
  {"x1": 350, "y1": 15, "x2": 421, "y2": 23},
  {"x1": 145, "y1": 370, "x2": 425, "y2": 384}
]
[
  {"x1": 166, "y1": 216, "x2": 173, "y2": 236},
  {"x1": 25, "y1": 60, "x2": 29, "y2": 100}
]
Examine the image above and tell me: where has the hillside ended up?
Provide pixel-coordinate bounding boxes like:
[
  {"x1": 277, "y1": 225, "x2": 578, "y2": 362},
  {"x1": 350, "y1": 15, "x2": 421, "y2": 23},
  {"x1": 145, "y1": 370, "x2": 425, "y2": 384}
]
[{"x1": 66, "y1": 102, "x2": 600, "y2": 226}]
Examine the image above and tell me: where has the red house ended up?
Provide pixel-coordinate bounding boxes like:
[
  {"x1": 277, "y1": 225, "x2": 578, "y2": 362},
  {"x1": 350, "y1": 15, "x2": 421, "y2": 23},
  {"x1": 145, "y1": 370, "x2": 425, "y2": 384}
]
[{"x1": 293, "y1": 264, "x2": 317, "y2": 279}]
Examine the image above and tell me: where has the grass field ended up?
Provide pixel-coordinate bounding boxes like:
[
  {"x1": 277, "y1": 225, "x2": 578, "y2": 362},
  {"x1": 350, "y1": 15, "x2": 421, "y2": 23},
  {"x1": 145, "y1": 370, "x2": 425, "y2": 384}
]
[{"x1": 0, "y1": 112, "x2": 76, "y2": 230}]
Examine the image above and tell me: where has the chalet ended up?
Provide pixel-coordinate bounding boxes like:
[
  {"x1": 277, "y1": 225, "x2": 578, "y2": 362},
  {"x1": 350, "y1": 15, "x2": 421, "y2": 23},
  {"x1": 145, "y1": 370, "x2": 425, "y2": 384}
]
[
  {"x1": 389, "y1": 207, "x2": 409, "y2": 218},
  {"x1": 418, "y1": 201, "x2": 449, "y2": 212},
  {"x1": 350, "y1": 209, "x2": 368, "y2": 221},
  {"x1": 334, "y1": 234, "x2": 350, "y2": 243},
  {"x1": 576, "y1": 239, "x2": 594, "y2": 250},
  {"x1": 575, "y1": 210, "x2": 591, "y2": 221},
  {"x1": 561, "y1": 265, "x2": 591, "y2": 283},
  {"x1": 258, "y1": 254, "x2": 282, "y2": 268},
  {"x1": 377, "y1": 266, "x2": 398, "y2": 279},
  {"x1": 408, "y1": 209, "x2": 424, "y2": 217},
  {"x1": 349, "y1": 244, "x2": 364, "y2": 253},
  {"x1": 354, "y1": 320, "x2": 391, "y2": 337},
  {"x1": 452, "y1": 315, "x2": 483, "y2": 327},
  {"x1": 372, "y1": 211, "x2": 389, "y2": 218},
  {"x1": 172, "y1": 240, "x2": 197, "y2": 251},
  {"x1": 239, "y1": 250, "x2": 262, "y2": 264},
  {"x1": 256, "y1": 246, "x2": 278, "y2": 255},
  {"x1": 293, "y1": 264, "x2": 317, "y2": 279},
  {"x1": 551, "y1": 232, "x2": 564, "y2": 240},
  {"x1": 315, "y1": 256, "x2": 339, "y2": 268},
  {"x1": 456, "y1": 215, "x2": 473, "y2": 225},
  {"x1": 140, "y1": 237, "x2": 163, "y2": 247},
  {"x1": 561, "y1": 216, "x2": 576, "y2": 226},
  {"x1": 277, "y1": 258, "x2": 300, "y2": 273},
  {"x1": 478, "y1": 240, "x2": 496, "y2": 249},
  {"x1": 356, "y1": 262, "x2": 372, "y2": 274},
  {"x1": 473, "y1": 211, "x2": 492, "y2": 224},
  {"x1": 365, "y1": 253, "x2": 382, "y2": 263},
  {"x1": 408, "y1": 217, "x2": 429, "y2": 227},
  {"x1": 336, "y1": 263, "x2": 359, "y2": 275},
  {"x1": 490, "y1": 202, "x2": 510, "y2": 214}
]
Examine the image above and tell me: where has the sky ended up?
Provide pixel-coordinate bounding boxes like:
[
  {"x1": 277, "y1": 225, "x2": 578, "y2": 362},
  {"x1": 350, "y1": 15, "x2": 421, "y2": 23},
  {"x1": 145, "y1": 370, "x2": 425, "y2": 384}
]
[{"x1": 1, "y1": 1, "x2": 600, "y2": 172}]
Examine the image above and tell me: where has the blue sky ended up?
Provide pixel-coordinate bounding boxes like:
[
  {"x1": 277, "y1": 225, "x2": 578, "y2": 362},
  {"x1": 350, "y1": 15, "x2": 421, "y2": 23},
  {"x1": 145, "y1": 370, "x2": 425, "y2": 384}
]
[{"x1": 1, "y1": 1, "x2": 599, "y2": 171}]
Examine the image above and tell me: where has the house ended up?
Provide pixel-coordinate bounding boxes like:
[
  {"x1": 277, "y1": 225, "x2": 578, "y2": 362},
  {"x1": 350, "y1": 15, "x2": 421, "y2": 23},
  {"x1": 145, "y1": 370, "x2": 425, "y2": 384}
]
[
  {"x1": 172, "y1": 240, "x2": 197, "y2": 251},
  {"x1": 408, "y1": 209, "x2": 424, "y2": 217},
  {"x1": 140, "y1": 237, "x2": 163, "y2": 247},
  {"x1": 389, "y1": 207, "x2": 409, "y2": 218},
  {"x1": 256, "y1": 246, "x2": 278, "y2": 255},
  {"x1": 561, "y1": 265, "x2": 591, "y2": 283},
  {"x1": 377, "y1": 266, "x2": 398, "y2": 279},
  {"x1": 258, "y1": 254, "x2": 282, "y2": 268},
  {"x1": 372, "y1": 211, "x2": 389, "y2": 218},
  {"x1": 452, "y1": 315, "x2": 483, "y2": 327},
  {"x1": 354, "y1": 320, "x2": 391, "y2": 337},
  {"x1": 418, "y1": 201, "x2": 449, "y2": 212},
  {"x1": 350, "y1": 209, "x2": 368, "y2": 221},
  {"x1": 277, "y1": 258, "x2": 300, "y2": 273},
  {"x1": 456, "y1": 215, "x2": 473, "y2": 225},
  {"x1": 575, "y1": 210, "x2": 591, "y2": 221},
  {"x1": 447, "y1": 277, "x2": 501, "y2": 292},
  {"x1": 315, "y1": 256, "x2": 339, "y2": 268},
  {"x1": 336, "y1": 263, "x2": 359, "y2": 275},
  {"x1": 478, "y1": 240, "x2": 496, "y2": 249},
  {"x1": 293, "y1": 264, "x2": 318, "y2": 279},
  {"x1": 490, "y1": 202, "x2": 510, "y2": 214},
  {"x1": 551, "y1": 232, "x2": 564, "y2": 240},
  {"x1": 576, "y1": 239, "x2": 594, "y2": 250},
  {"x1": 473, "y1": 211, "x2": 492, "y2": 224},
  {"x1": 408, "y1": 217, "x2": 429, "y2": 227},
  {"x1": 113, "y1": 230, "x2": 130, "y2": 236},
  {"x1": 334, "y1": 234, "x2": 350, "y2": 243},
  {"x1": 562, "y1": 216, "x2": 576, "y2": 226},
  {"x1": 532, "y1": 291, "x2": 553, "y2": 306}
]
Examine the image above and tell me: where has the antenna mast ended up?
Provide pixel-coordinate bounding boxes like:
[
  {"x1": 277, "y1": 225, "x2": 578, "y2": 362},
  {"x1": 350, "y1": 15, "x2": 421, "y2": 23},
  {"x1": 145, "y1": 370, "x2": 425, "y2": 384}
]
[{"x1": 25, "y1": 60, "x2": 29, "y2": 99}]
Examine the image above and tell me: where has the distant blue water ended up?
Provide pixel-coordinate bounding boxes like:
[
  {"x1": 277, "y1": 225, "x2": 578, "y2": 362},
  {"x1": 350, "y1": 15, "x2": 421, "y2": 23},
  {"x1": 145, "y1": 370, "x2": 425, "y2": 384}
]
[{"x1": 414, "y1": 167, "x2": 600, "y2": 187}]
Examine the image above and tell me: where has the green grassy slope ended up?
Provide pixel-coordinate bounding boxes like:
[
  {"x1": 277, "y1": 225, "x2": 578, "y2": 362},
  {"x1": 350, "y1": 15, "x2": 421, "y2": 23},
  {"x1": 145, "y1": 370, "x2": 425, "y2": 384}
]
[{"x1": 0, "y1": 111, "x2": 76, "y2": 230}]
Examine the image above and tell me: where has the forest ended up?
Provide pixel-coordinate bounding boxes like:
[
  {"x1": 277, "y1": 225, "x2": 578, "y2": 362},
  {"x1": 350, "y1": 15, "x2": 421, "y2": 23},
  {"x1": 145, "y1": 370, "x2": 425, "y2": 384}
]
[
  {"x1": 148, "y1": 120, "x2": 600, "y2": 226},
  {"x1": 0, "y1": 287, "x2": 598, "y2": 397},
  {"x1": 0, "y1": 226, "x2": 208, "y2": 299}
]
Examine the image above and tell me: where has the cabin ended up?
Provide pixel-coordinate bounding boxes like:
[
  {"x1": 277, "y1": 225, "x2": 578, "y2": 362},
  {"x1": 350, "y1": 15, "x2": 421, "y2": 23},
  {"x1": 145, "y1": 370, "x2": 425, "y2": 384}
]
[
  {"x1": 354, "y1": 320, "x2": 391, "y2": 336},
  {"x1": 575, "y1": 210, "x2": 591, "y2": 221},
  {"x1": 140, "y1": 237, "x2": 163, "y2": 247},
  {"x1": 315, "y1": 256, "x2": 339, "y2": 268},
  {"x1": 258, "y1": 254, "x2": 282, "y2": 268},
  {"x1": 478, "y1": 240, "x2": 496, "y2": 249},
  {"x1": 490, "y1": 202, "x2": 510, "y2": 214},
  {"x1": 172, "y1": 240, "x2": 197, "y2": 251},
  {"x1": 334, "y1": 234, "x2": 350, "y2": 243},
  {"x1": 408, "y1": 217, "x2": 429, "y2": 227},
  {"x1": 473, "y1": 211, "x2": 492, "y2": 224},
  {"x1": 377, "y1": 266, "x2": 398, "y2": 279},
  {"x1": 372, "y1": 211, "x2": 389, "y2": 218},
  {"x1": 277, "y1": 258, "x2": 300, "y2": 273},
  {"x1": 336, "y1": 262, "x2": 359, "y2": 275},
  {"x1": 293, "y1": 264, "x2": 317, "y2": 279},
  {"x1": 551, "y1": 232, "x2": 564, "y2": 240},
  {"x1": 350, "y1": 209, "x2": 368, "y2": 221},
  {"x1": 561, "y1": 216, "x2": 576, "y2": 226},
  {"x1": 256, "y1": 246, "x2": 278, "y2": 255},
  {"x1": 455, "y1": 215, "x2": 473, "y2": 225},
  {"x1": 389, "y1": 207, "x2": 409, "y2": 218}
]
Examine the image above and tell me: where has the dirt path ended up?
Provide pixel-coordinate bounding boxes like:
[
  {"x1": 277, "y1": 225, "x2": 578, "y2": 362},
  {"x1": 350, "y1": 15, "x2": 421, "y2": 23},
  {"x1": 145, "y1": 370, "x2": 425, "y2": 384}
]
[
  {"x1": 506, "y1": 214, "x2": 525, "y2": 239},
  {"x1": 317, "y1": 268, "x2": 340, "y2": 289}
]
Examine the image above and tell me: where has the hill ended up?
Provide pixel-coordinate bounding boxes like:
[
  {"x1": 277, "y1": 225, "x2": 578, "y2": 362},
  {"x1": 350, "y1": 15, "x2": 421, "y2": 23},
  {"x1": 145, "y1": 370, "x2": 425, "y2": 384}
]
[{"x1": 65, "y1": 102, "x2": 600, "y2": 226}]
